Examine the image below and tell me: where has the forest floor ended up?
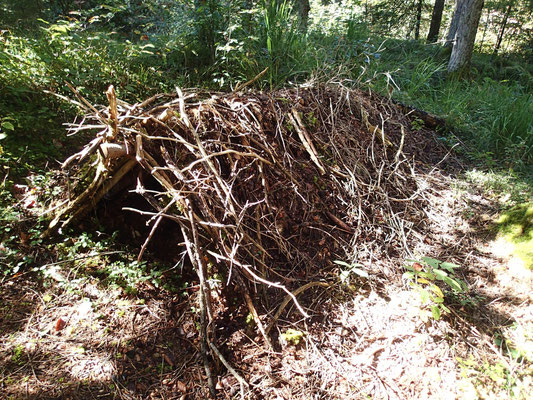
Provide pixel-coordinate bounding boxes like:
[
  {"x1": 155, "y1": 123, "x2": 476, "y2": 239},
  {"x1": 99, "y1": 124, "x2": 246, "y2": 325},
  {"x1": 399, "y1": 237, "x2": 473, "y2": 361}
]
[{"x1": 1, "y1": 86, "x2": 532, "y2": 400}]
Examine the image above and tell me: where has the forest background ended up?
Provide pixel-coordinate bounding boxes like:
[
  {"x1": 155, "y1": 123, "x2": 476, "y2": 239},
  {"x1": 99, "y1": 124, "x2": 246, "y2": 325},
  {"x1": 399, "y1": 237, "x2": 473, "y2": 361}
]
[
  {"x1": 0, "y1": 0, "x2": 532, "y2": 399},
  {"x1": 1, "y1": 0, "x2": 532, "y2": 172}
]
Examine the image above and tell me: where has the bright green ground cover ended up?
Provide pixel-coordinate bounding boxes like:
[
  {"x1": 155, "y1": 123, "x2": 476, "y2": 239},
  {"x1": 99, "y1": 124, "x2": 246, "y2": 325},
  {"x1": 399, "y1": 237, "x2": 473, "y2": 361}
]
[{"x1": 495, "y1": 202, "x2": 533, "y2": 269}]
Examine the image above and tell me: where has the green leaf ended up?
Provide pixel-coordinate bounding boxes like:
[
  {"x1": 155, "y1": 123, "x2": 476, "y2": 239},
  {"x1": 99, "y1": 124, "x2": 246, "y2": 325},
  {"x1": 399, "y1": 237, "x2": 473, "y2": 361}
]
[
  {"x1": 350, "y1": 267, "x2": 369, "y2": 278},
  {"x1": 419, "y1": 271, "x2": 436, "y2": 280},
  {"x1": 334, "y1": 260, "x2": 352, "y2": 268},
  {"x1": 339, "y1": 269, "x2": 350, "y2": 283},
  {"x1": 431, "y1": 305, "x2": 441, "y2": 320},
  {"x1": 433, "y1": 269, "x2": 448, "y2": 280},
  {"x1": 440, "y1": 261, "x2": 460, "y2": 272},
  {"x1": 443, "y1": 276, "x2": 463, "y2": 292},
  {"x1": 402, "y1": 271, "x2": 415, "y2": 279},
  {"x1": 429, "y1": 284, "x2": 444, "y2": 298},
  {"x1": 421, "y1": 256, "x2": 441, "y2": 269},
  {"x1": 1, "y1": 122, "x2": 14, "y2": 131},
  {"x1": 419, "y1": 289, "x2": 430, "y2": 304}
]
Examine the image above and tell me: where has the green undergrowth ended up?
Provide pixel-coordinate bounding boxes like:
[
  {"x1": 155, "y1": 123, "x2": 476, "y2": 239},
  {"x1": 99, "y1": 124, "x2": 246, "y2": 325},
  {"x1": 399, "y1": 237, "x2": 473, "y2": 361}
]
[
  {"x1": 364, "y1": 40, "x2": 533, "y2": 168},
  {"x1": 493, "y1": 202, "x2": 533, "y2": 269},
  {"x1": 461, "y1": 169, "x2": 533, "y2": 207},
  {"x1": 456, "y1": 168, "x2": 533, "y2": 270}
]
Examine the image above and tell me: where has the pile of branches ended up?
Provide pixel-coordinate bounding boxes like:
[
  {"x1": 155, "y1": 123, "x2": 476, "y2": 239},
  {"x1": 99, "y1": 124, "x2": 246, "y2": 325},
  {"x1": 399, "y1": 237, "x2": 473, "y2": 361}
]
[{"x1": 46, "y1": 83, "x2": 448, "y2": 394}]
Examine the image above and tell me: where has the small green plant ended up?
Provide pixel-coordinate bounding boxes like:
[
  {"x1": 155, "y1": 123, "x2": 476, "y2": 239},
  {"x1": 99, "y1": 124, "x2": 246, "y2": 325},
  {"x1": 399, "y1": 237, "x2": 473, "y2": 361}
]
[
  {"x1": 410, "y1": 117, "x2": 424, "y2": 131},
  {"x1": 245, "y1": 312, "x2": 255, "y2": 327},
  {"x1": 280, "y1": 328, "x2": 304, "y2": 345},
  {"x1": 403, "y1": 257, "x2": 467, "y2": 321},
  {"x1": 456, "y1": 354, "x2": 531, "y2": 399},
  {"x1": 334, "y1": 260, "x2": 369, "y2": 284},
  {"x1": 11, "y1": 344, "x2": 24, "y2": 364}
]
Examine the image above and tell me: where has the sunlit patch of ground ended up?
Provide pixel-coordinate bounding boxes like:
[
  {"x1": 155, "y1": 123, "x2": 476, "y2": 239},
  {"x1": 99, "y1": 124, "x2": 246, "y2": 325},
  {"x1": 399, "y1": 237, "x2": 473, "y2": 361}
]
[
  {"x1": 232, "y1": 171, "x2": 532, "y2": 399},
  {"x1": 491, "y1": 202, "x2": 533, "y2": 270},
  {"x1": 304, "y1": 290, "x2": 460, "y2": 399},
  {"x1": 1, "y1": 169, "x2": 532, "y2": 399},
  {"x1": 0, "y1": 277, "x2": 207, "y2": 399}
]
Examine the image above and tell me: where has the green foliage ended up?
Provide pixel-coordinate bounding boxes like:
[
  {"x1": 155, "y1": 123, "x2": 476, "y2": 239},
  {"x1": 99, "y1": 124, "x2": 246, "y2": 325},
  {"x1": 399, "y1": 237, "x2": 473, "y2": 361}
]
[
  {"x1": 214, "y1": 0, "x2": 308, "y2": 88},
  {"x1": 366, "y1": 40, "x2": 533, "y2": 167},
  {"x1": 0, "y1": 186, "x2": 43, "y2": 279},
  {"x1": 463, "y1": 169, "x2": 533, "y2": 205},
  {"x1": 403, "y1": 257, "x2": 467, "y2": 322},
  {"x1": 280, "y1": 328, "x2": 305, "y2": 345},
  {"x1": 494, "y1": 202, "x2": 533, "y2": 269},
  {"x1": 457, "y1": 354, "x2": 532, "y2": 399},
  {"x1": 334, "y1": 260, "x2": 369, "y2": 285},
  {"x1": 52, "y1": 232, "x2": 173, "y2": 294},
  {"x1": 11, "y1": 344, "x2": 24, "y2": 365}
]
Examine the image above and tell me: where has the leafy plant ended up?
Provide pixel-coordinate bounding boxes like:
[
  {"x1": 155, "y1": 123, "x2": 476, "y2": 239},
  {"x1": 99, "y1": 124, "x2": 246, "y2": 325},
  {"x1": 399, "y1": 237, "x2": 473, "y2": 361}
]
[
  {"x1": 335, "y1": 260, "x2": 369, "y2": 284},
  {"x1": 280, "y1": 328, "x2": 304, "y2": 345},
  {"x1": 403, "y1": 256, "x2": 467, "y2": 321}
]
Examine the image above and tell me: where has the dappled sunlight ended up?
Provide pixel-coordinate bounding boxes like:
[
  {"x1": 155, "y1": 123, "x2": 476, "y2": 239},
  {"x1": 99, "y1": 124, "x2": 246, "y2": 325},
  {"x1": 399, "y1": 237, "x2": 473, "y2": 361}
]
[
  {"x1": 0, "y1": 272, "x2": 203, "y2": 398},
  {"x1": 305, "y1": 290, "x2": 459, "y2": 399},
  {"x1": 1, "y1": 1, "x2": 532, "y2": 398}
]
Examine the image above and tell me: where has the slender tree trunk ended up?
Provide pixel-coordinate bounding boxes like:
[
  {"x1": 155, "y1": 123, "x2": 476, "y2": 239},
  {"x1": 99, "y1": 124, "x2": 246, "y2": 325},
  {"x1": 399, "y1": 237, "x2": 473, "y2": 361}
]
[
  {"x1": 479, "y1": 6, "x2": 490, "y2": 49},
  {"x1": 427, "y1": 0, "x2": 446, "y2": 43},
  {"x1": 445, "y1": 0, "x2": 465, "y2": 47},
  {"x1": 296, "y1": 0, "x2": 311, "y2": 33},
  {"x1": 415, "y1": 0, "x2": 423, "y2": 40},
  {"x1": 447, "y1": 0, "x2": 484, "y2": 74},
  {"x1": 494, "y1": 0, "x2": 514, "y2": 54}
]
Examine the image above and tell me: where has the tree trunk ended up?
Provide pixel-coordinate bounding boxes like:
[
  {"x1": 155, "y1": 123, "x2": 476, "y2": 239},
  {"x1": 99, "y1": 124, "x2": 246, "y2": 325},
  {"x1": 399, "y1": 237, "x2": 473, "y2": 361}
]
[
  {"x1": 296, "y1": 0, "x2": 311, "y2": 33},
  {"x1": 479, "y1": 6, "x2": 490, "y2": 50},
  {"x1": 445, "y1": 0, "x2": 465, "y2": 47},
  {"x1": 427, "y1": 0, "x2": 446, "y2": 43},
  {"x1": 494, "y1": 0, "x2": 514, "y2": 54},
  {"x1": 447, "y1": 0, "x2": 484, "y2": 75},
  {"x1": 415, "y1": 0, "x2": 423, "y2": 40}
]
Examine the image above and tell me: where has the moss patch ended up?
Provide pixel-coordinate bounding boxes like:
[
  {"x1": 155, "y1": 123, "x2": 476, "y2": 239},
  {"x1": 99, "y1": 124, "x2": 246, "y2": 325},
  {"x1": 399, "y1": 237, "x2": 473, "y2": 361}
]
[{"x1": 494, "y1": 202, "x2": 533, "y2": 269}]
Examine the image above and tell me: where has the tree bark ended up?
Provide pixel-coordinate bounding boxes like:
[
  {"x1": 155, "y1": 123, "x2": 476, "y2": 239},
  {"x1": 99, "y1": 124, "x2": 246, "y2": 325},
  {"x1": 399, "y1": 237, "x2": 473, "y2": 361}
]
[
  {"x1": 445, "y1": 0, "x2": 465, "y2": 47},
  {"x1": 414, "y1": 0, "x2": 423, "y2": 40},
  {"x1": 296, "y1": 0, "x2": 311, "y2": 33},
  {"x1": 427, "y1": 0, "x2": 446, "y2": 43},
  {"x1": 447, "y1": 0, "x2": 485, "y2": 74}
]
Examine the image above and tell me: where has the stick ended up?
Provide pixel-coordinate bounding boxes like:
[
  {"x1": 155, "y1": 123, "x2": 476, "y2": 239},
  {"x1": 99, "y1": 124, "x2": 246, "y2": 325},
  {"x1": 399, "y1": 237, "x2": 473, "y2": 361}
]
[
  {"x1": 233, "y1": 67, "x2": 269, "y2": 92},
  {"x1": 106, "y1": 85, "x2": 118, "y2": 139},
  {"x1": 209, "y1": 341, "x2": 249, "y2": 398},
  {"x1": 289, "y1": 108, "x2": 326, "y2": 175},
  {"x1": 180, "y1": 220, "x2": 216, "y2": 398},
  {"x1": 242, "y1": 286, "x2": 273, "y2": 350},
  {"x1": 137, "y1": 215, "x2": 162, "y2": 262},
  {"x1": 265, "y1": 281, "x2": 330, "y2": 335}
]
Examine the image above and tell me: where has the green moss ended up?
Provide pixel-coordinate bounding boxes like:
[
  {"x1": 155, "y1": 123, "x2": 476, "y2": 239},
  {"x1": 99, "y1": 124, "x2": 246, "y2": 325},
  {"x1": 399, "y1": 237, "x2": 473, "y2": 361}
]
[{"x1": 495, "y1": 202, "x2": 533, "y2": 269}]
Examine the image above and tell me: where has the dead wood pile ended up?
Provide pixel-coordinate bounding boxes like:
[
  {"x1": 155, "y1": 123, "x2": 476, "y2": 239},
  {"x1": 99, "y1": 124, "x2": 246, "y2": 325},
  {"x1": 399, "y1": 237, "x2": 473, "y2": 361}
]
[
  {"x1": 47, "y1": 83, "x2": 449, "y2": 328},
  {"x1": 43, "y1": 83, "x2": 453, "y2": 393},
  {"x1": 48, "y1": 82, "x2": 451, "y2": 289}
]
